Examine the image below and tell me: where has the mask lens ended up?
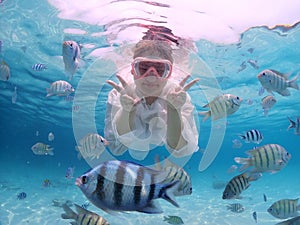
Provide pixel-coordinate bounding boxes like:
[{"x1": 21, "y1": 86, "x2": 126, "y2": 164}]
[{"x1": 133, "y1": 58, "x2": 171, "y2": 78}]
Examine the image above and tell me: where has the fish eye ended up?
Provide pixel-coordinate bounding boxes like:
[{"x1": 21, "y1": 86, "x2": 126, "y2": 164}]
[
  {"x1": 236, "y1": 97, "x2": 240, "y2": 100},
  {"x1": 82, "y1": 176, "x2": 88, "y2": 184},
  {"x1": 262, "y1": 72, "x2": 266, "y2": 76}
]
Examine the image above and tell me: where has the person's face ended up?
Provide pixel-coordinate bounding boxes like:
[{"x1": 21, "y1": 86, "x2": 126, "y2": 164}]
[{"x1": 131, "y1": 57, "x2": 172, "y2": 96}]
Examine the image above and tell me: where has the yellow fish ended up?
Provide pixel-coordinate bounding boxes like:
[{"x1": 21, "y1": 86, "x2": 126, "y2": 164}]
[{"x1": 31, "y1": 142, "x2": 54, "y2": 156}]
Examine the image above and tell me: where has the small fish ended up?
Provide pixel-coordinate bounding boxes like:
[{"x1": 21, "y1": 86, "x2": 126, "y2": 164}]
[
  {"x1": 199, "y1": 94, "x2": 242, "y2": 122},
  {"x1": 31, "y1": 142, "x2": 54, "y2": 156},
  {"x1": 232, "y1": 139, "x2": 243, "y2": 149},
  {"x1": 46, "y1": 80, "x2": 75, "y2": 97},
  {"x1": 61, "y1": 203, "x2": 110, "y2": 225},
  {"x1": 154, "y1": 156, "x2": 192, "y2": 196},
  {"x1": 48, "y1": 132, "x2": 55, "y2": 141},
  {"x1": 252, "y1": 211, "x2": 257, "y2": 223},
  {"x1": 163, "y1": 215, "x2": 184, "y2": 225},
  {"x1": 257, "y1": 69, "x2": 299, "y2": 96},
  {"x1": 12, "y1": 86, "x2": 17, "y2": 104},
  {"x1": 65, "y1": 166, "x2": 75, "y2": 179},
  {"x1": 227, "y1": 165, "x2": 238, "y2": 174},
  {"x1": 0, "y1": 60, "x2": 10, "y2": 81},
  {"x1": 263, "y1": 193, "x2": 267, "y2": 202},
  {"x1": 226, "y1": 203, "x2": 245, "y2": 213},
  {"x1": 35, "y1": 130, "x2": 39, "y2": 137},
  {"x1": 42, "y1": 179, "x2": 51, "y2": 187},
  {"x1": 234, "y1": 144, "x2": 291, "y2": 173},
  {"x1": 261, "y1": 95, "x2": 276, "y2": 116},
  {"x1": 75, "y1": 133, "x2": 108, "y2": 160},
  {"x1": 237, "y1": 61, "x2": 247, "y2": 73},
  {"x1": 76, "y1": 160, "x2": 180, "y2": 214},
  {"x1": 247, "y1": 59, "x2": 259, "y2": 69},
  {"x1": 275, "y1": 215, "x2": 300, "y2": 225},
  {"x1": 32, "y1": 63, "x2": 47, "y2": 71},
  {"x1": 268, "y1": 199, "x2": 300, "y2": 219},
  {"x1": 62, "y1": 40, "x2": 81, "y2": 80},
  {"x1": 287, "y1": 117, "x2": 300, "y2": 135},
  {"x1": 17, "y1": 192, "x2": 27, "y2": 200},
  {"x1": 222, "y1": 172, "x2": 261, "y2": 199},
  {"x1": 238, "y1": 129, "x2": 263, "y2": 144}
]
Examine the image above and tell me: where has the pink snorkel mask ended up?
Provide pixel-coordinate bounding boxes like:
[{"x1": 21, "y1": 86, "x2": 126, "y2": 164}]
[{"x1": 132, "y1": 57, "x2": 173, "y2": 79}]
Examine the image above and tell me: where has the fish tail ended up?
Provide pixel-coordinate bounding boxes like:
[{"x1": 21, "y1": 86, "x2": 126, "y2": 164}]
[
  {"x1": 238, "y1": 134, "x2": 246, "y2": 141},
  {"x1": 47, "y1": 148, "x2": 54, "y2": 156},
  {"x1": 61, "y1": 203, "x2": 77, "y2": 220},
  {"x1": 287, "y1": 117, "x2": 296, "y2": 130},
  {"x1": 159, "y1": 180, "x2": 180, "y2": 208},
  {"x1": 247, "y1": 172, "x2": 262, "y2": 182},
  {"x1": 288, "y1": 75, "x2": 299, "y2": 90},
  {"x1": 199, "y1": 111, "x2": 211, "y2": 122},
  {"x1": 234, "y1": 157, "x2": 251, "y2": 171}
]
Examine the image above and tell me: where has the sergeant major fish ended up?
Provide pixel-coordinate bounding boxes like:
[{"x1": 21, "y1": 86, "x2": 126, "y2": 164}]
[
  {"x1": 75, "y1": 133, "x2": 109, "y2": 160},
  {"x1": 226, "y1": 203, "x2": 245, "y2": 213},
  {"x1": 62, "y1": 40, "x2": 81, "y2": 80},
  {"x1": 234, "y1": 144, "x2": 291, "y2": 173},
  {"x1": 257, "y1": 69, "x2": 299, "y2": 96},
  {"x1": 261, "y1": 95, "x2": 276, "y2": 116},
  {"x1": 222, "y1": 172, "x2": 261, "y2": 199},
  {"x1": 287, "y1": 117, "x2": 300, "y2": 135},
  {"x1": 32, "y1": 63, "x2": 47, "y2": 71},
  {"x1": 238, "y1": 129, "x2": 263, "y2": 144},
  {"x1": 61, "y1": 203, "x2": 110, "y2": 225},
  {"x1": 199, "y1": 94, "x2": 242, "y2": 122},
  {"x1": 268, "y1": 198, "x2": 300, "y2": 219},
  {"x1": 75, "y1": 160, "x2": 180, "y2": 214},
  {"x1": 163, "y1": 215, "x2": 184, "y2": 225},
  {"x1": 31, "y1": 142, "x2": 54, "y2": 156},
  {"x1": 46, "y1": 80, "x2": 75, "y2": 97},
  {"x1": 154, "y1": 156, "x2": 192, "y2": 196}
]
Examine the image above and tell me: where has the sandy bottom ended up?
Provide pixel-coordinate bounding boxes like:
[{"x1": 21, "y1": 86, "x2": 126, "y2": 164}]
[{"x1": 1, "y1": 163, "x2": 299, "y2": 225}]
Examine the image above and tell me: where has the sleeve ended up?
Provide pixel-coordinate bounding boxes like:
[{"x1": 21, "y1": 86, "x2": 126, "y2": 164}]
[
  {"x1": 165, "y1": 93, "x2": 199, "y2": 157},
  {"x1": 104, "y1": 89, "x2": 128, "y2": 156}
]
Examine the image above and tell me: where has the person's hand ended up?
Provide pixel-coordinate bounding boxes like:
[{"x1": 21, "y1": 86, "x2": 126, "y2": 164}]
[
  {"x1": 167, "y1": 75, "x2": 199, "y2": 110},
  {"x1": 106, "y1": 74, "x2": 138, "y2": 112}
]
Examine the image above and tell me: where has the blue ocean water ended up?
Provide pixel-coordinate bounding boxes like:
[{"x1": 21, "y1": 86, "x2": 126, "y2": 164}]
[{"x1": 1, "y1": 0, "x2": 300, "y2": 224}]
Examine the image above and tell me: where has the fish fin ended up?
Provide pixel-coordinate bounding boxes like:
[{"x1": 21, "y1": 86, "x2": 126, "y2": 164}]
[
  {"x1": 234, "y1": 157, "x2": 251, "y2": 171},
  {"x1": 160, "y1": 181, "x2": 180, "y2": 208},
  {"x1": 263, "y1": 108, "x2": 269, "y2": 116},
  {"x1": 247, "y1": 172, "x2": 262, "y2": 182},
  {"x1": 277, "y1": 89, "x2": 291, "y2": 96},
  {"x1": 70, "y1": 222, "x2": 77, "y2": 225},
  {"x1": 287, "y1": 117, "x2": 296, "y2": 130},
  {"x1": 74, "y1": 204, "x2": 93, "y2": 215},
  {"x1": 198, "y1": 111, "x2": 211, "y2": 122},
  {"x1": 46, "y1": 88, "x2": 53, "y2": 97},
  {"x1": 138, "y1": 201, "x2": 163, "y2": 214},
  {"x1": 288, "y1": 75, "x2": 299, "y2": 90},
  {"x1": 47, "y1": 148, "x2": 54, "y2": 156},
  {"x1": 238, "y1": 134, "x2": 246, "y2": 141},
  {"x1": 61, "y1": 203, "x2": 77, "y2": 220},
  {"x1": 270, "y1": 69, "x2": 289, "y2": 79},
  {"x1": 202, "y1": 103, "x2": 209, "y2": 108}
]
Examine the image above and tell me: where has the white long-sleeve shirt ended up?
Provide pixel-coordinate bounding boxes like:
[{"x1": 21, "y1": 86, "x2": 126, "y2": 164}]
[{"x1": 104, "y1": 80, "x2": 199, "y2": 160}]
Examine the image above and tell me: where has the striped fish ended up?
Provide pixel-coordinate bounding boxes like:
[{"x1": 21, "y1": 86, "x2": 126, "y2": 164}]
[
  {"x1": 75, "y1": 133, "x2": 109, "y2": 160},
  {"x1": 46, "y1": 80, "x2": 75, "y2": 97},
  {"x1": 199, "y1": 94, "x2": 242, "y2": 122},
  {"x1": 261, "y1": 95, "x2": 277, "y2": 116},
  {"x1": 234, "y1": 144, "x2": 291, "y2": 173},
  {"x1": 61, "y1": 203, "x2": 109, "y2": 225},
  {"x1": 222, "y1": 172, "x2": 261, "y2": 199},
  {"x1": 287, "y1": 117, "x2": 300, "y2": 136},
  {"x1": 226, "y1": 203, "x2": 245, "y2": 213},
  {"x1": 76, "y1": 160, "x2": 180, "y2": 214},
  {"x1": 238, "y1": 129, "x2": 263, "y2": 144},
  {"x1": 32, "y1": 63, "x2": 47, "y2": 71},
  {"x1": 257, "y1": 69, "x2": 299, "y2": 96},
  {"x1": 267, "y1": 199, "x2": 300, "y2": 219},
  {"x1": 31, "y1": 142, "x2": 54, "y2": 156},
  {"x1": 275, "y1": 215, "x2": 300, "y2": 225},
  {"x1": 154, "y1": 156, "x2": 192, "y2": 196}
]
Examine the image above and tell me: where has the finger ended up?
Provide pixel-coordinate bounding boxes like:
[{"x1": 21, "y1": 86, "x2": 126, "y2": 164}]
[
  {"x1": 179, "y1": 74, "x2": 191, "y2": 87},
  {"x1": 183, "y1": 78, "x2": 200, "y2": 91},
  {"x1": 116, "y1": 74, "x2": 128, "y2": 88},
  {"x1": 106, "y1": 80, "x2": 123, "y2": 92}
]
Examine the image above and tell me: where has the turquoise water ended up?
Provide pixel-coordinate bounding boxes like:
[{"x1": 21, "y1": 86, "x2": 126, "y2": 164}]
[{"x1": 1, "y1": 0, "x2": 300, "y2": 224}]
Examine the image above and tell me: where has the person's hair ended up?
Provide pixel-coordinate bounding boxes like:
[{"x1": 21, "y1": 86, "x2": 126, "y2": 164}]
[{"x1": 133, "y1": 40, "x2": 174, "y2": 63}]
